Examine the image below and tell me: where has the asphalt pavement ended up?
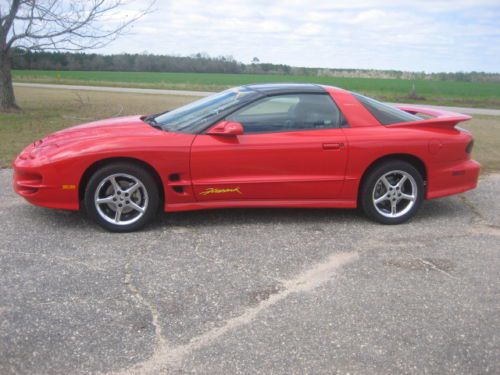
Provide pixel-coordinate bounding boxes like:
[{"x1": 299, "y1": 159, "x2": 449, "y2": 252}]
[{"x1": 0, "y1": 169, "x2": 499, "y2": 375}]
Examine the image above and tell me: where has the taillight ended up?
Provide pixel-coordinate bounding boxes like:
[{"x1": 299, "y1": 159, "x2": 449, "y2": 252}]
[{"x1": 465, "y1": 140, "x2": 474, "y2": 154}]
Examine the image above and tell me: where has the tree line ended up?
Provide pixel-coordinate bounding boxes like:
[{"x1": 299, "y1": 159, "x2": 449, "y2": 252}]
[
  {"x1": 12, "y1": 50, "x2": 500, "y2": 83},
  {"x1": 12, "y1": 51, "x2": 292, "y2": 75}
]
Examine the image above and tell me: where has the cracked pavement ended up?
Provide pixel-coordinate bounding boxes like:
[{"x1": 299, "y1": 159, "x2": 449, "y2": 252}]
[{"x1": 0, "y1": 169, "x2": 499, "y2": 374}]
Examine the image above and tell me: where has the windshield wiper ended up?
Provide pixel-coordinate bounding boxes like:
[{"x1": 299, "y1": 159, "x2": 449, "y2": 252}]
[{"x1": 142, "y1": 115, "x2": 164, "y2": 130}]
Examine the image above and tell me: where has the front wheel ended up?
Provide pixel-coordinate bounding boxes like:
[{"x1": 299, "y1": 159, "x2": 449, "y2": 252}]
[
  {"x1": 84, "y1": 163, "x2": 160, "y2": 232},
  {"x1": 360, "y1": 160, "x2": 424, "y2": 224}
]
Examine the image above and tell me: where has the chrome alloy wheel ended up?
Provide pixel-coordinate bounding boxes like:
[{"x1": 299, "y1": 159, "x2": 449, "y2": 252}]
[
  {"x1": 372, "y1": 170, "x2": 417, "y2": 219},
  {"x1": 94, "y1": 173, "x2": 148, "y2": 226}
]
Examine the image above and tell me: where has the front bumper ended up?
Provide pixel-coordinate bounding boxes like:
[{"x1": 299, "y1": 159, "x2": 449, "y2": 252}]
[{"x1": 13, "y1": 154, "x2": 80, "y2": 210}]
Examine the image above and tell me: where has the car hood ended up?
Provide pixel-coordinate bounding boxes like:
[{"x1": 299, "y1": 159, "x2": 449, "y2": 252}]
[{"x1": 36, "y1": 115, "x2": 161, "y2": 146}]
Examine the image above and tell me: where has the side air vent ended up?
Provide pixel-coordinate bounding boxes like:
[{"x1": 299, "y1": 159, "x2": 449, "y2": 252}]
[
  {"x1": 172, "y1": 186, "x2": 184, "y2": 194},
  {"x1": 168, "y1": 173, "x2": 190, "y2": 195},
  {"x1": 169, "y1": 173, "x2": 181, "y2": 182}
]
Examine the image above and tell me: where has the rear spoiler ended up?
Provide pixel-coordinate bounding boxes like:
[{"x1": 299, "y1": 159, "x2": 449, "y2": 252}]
[{"x1": 390, "y1": 105, "x2": 471, "y2": 130}]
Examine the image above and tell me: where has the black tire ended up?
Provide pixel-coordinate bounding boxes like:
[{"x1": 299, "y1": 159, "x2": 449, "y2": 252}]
[
  {"x1": 84, "y1": 162, "x2": 160, "y2": 232},
  {"x1": 360, "y1": 160, "x2": 424, "y2": 224}
]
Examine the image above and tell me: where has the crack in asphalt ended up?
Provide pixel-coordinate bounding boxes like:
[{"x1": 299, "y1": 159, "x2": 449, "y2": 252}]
[
  {"x1": 124, "y1": 259, "x2": 168, "y2": 351},
  {"x1": 388, "y1": 233, "x2": 471, "y2": 247},
  {"x1": 414, "y1": 257, "x2": 458, "y2": 279},
  {"x1": 111, "y1": 251, "x2": 359, "y2": 375},
  {"x1": 0, "y1": 249, "x2": 107, "y2": 272},
  {"x1": 458, "y1": 194, "x2": 500, "y2": 236},
  {"x1": 459, "y1": 195, "x2": 487, "y2": 226},
  {"x1": 113, "y1": 206, "x2": 494, "y2": 375},
  {"x1": 122, "y1": 237, "x2": 171, "y2": 359}
]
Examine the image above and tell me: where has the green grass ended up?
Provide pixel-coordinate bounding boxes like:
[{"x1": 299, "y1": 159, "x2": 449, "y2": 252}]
[
  {"x1": 1, "y1": 87, "x2": 499, "y2": 174},
  {"x1": 13, "y1": 70, "x2": 500, "y2": 109}
]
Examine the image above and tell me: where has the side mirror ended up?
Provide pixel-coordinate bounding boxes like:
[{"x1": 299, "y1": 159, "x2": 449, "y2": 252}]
[{"x1": 207, "y1": 121, "x2": 244, "y2": 136}]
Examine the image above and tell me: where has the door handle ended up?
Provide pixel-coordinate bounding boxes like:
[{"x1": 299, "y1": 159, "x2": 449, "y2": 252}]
[{"x1": 323, "y1": 143, "x2": 344, "y2": 150}]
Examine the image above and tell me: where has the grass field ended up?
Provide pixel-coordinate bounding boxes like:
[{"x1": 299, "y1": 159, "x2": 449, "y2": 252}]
[
  {"x1": 1, "y1": 87, "x2": 499, "y2": 174},
  {"x1": 13, "y1": 70, "x2": 500, "y2": 109}
]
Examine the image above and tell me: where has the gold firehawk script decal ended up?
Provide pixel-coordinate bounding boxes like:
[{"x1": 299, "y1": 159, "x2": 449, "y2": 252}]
[{"x1": 200, "y1": 187, "x2": 242, "y2": 196}]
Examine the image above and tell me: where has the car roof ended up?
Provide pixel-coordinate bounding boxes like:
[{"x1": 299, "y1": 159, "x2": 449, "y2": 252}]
[{"x1": 242, "y1": 83, "x2": 327, "y2": 95}]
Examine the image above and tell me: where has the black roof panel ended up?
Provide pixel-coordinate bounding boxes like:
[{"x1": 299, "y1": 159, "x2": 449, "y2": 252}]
[{"x1": 243, "y1": 83, "x2": 326, "y2": 95}]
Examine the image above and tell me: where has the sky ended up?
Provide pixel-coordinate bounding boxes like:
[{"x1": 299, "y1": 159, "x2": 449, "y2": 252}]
[{"x1": 69, "y1": 0, "x2": 500, "y2": 73}]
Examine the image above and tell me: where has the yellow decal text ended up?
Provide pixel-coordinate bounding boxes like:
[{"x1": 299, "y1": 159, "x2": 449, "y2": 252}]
[{"x1": 200, "y1": 187, "x2": 242, "y2": 196}]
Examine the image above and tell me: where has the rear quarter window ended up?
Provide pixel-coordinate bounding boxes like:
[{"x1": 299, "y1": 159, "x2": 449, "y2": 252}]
[{"x1": 352, "y1": 93, "x2": 421, "y2": 125}]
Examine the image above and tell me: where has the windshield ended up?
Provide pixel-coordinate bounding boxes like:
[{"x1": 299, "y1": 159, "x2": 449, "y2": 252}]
[{"x1": 153, "y1": 87, "x2": 259, "y2": 133}]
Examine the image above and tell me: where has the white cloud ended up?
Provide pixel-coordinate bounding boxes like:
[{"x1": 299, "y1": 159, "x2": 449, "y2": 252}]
[{"x1": 99, "y1": 0, "x2": 500, "y2": 72}]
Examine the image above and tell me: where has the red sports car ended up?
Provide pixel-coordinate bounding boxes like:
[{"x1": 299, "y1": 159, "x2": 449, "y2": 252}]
[{"x1": 13, "y1": 84, "x2": 480, "y2": 231}]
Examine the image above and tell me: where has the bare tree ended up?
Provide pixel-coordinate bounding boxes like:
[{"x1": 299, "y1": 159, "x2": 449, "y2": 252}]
[{"x1": 0, "y1": 0, "x2": 153, "y2": 111}]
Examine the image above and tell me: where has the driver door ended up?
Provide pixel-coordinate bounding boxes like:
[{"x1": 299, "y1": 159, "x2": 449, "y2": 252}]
[{"x1": 190, "y1": 94, "x2": 348, "y2": 201}]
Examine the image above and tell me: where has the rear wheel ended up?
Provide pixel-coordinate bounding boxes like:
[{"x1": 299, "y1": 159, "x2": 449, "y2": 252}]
[
  {"x1": 84, "y1": 163, "x2": 160, "y2": 232},
  {"x1": 360, "y1": 160, "x2": 424, "y2": 224}
]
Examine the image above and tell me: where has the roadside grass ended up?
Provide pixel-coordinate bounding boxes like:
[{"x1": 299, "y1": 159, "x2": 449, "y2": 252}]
[
  {"x1": 461, "y1": 116, "x2": 500, "y2": 174},
  {"x1": 13, "y1": 70, "x2": 500, "y2": 109},
  {"x1": 1, "y1": 87, "x2": 499, "y2": 174}
]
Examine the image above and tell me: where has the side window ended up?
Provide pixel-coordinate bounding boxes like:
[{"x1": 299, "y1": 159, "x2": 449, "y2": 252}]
[
  {"x1": 227, "y1": 94, "x2": 342, "y2": 134},
  {"x1": 241, "y1": 96, "x2": 299, "y2": 116}
]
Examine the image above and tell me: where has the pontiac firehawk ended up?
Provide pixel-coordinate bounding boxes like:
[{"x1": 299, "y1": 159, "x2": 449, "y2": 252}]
[{"x1": 13, "y1": 84, "x2": 480, "y2": 231}]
